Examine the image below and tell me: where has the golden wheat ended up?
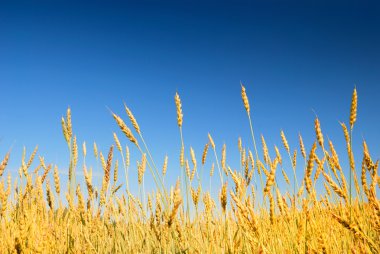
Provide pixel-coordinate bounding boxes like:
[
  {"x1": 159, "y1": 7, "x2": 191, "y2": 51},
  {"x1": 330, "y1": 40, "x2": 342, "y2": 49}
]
[{"x1": 0, "y1": 86, "x2": 377, "y2": 254}]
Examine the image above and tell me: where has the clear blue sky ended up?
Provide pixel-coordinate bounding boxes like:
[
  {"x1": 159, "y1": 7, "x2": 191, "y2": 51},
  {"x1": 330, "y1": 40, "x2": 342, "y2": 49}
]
[{"x1": 1, "y1": 1, "x2": 379, "y2": 195}]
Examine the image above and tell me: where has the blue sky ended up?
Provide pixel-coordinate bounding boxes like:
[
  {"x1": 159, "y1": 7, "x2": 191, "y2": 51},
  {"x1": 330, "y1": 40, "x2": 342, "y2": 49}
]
[{"x1": 0, "y1": 1, "x2": 379, "y2": 196}]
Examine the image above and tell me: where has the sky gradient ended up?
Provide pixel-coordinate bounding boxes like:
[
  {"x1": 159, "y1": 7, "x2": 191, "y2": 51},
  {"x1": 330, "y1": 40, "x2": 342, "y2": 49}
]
[{"x1": 1, "y1": 1, "x2": 379, "y2": 194}]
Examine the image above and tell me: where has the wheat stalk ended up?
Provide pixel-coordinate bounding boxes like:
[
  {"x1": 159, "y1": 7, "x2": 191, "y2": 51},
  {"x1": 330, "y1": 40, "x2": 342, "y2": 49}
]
[
  {"x1": 124, "y1": 104, "x2": 141, "y2": 135},
  {"x1": 350, "y1": 88, "x2": 357, "y2": 129},
  {"x1": 112, "y1": 113, "x2": 138, "y2": 146}
]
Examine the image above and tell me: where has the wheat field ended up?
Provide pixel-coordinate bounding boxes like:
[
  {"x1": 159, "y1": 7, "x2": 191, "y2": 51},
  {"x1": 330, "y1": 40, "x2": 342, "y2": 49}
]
[{"x1": 0, "y1": 86, "x2": 379, "y2": 253}]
